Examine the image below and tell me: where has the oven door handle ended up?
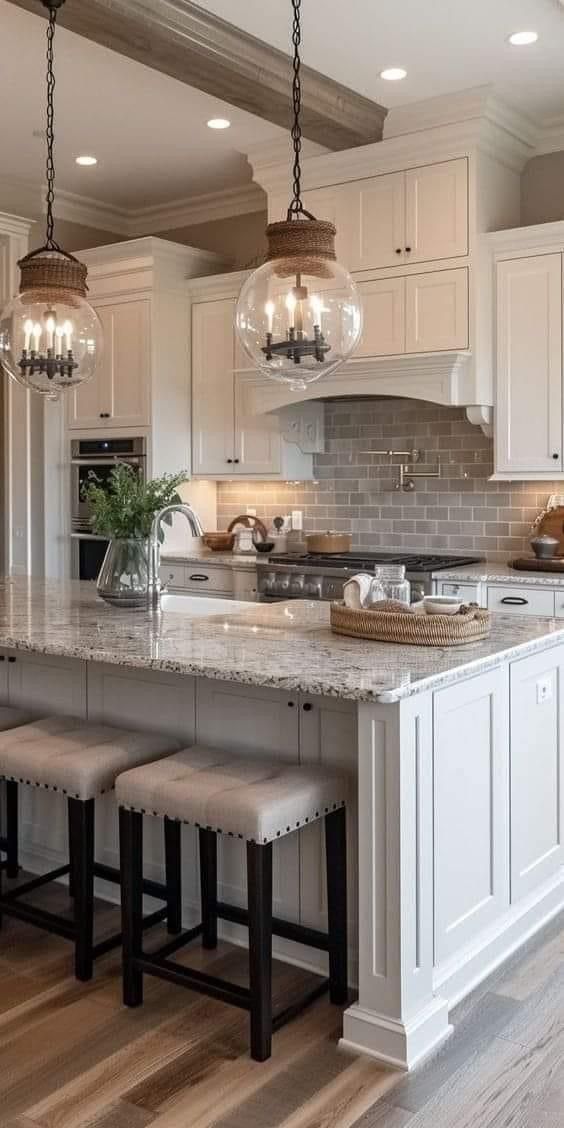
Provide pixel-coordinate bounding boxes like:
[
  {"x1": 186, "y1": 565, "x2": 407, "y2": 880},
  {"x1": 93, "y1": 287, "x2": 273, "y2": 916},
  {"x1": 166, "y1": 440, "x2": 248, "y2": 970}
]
[
  {"x1": 71, "y1": 457, "x2": 145, "y2": 467},
  {"x1": 70, "y1": 533, "x2": 109, "y2": 541}
]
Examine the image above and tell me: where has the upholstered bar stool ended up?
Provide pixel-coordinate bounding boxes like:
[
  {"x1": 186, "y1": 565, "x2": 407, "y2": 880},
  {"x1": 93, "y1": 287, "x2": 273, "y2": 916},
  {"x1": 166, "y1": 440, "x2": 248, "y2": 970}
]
[
  {"x1": 117, "y1": 746, "x2": 348, "y2": 1062},
  {"x1": 0, "y1": 707, "x2": 37, "y2": 878},
  {"x1": 0, "y1": 715, "x2": 181, "y2": 980}
]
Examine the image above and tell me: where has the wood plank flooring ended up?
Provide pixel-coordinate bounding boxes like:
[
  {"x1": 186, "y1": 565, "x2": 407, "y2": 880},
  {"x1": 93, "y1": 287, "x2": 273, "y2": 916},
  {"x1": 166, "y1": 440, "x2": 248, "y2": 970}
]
[{"x1": 0, "y1": 877, "x2": 561, "y2": 1128}]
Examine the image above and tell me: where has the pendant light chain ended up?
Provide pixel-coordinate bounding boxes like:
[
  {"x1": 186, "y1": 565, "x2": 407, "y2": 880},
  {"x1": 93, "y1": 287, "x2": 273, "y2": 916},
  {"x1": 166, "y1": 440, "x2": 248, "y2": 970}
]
[
  {"x1": 288, "y1": 0, "x2": 305, "y2": 219},
  {"x1": 45, "y1": 3, "x2": 61, "y2": 251}
]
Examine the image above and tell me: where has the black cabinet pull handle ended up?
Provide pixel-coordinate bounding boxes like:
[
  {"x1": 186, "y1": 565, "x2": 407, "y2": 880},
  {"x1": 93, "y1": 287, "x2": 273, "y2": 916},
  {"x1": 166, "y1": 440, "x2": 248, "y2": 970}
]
[
  {"x1": 0, "y1": 655, "x2": 4, "y2": 662},
  {"x1": 7, "y1": 656, "x2": 16, "y2": 663},
  {"x1": 189, "y1": 574, "x2": 209, "y2": 582},
  {"x1": 302, "y1": 702, "x2": 313, "y2": 711},
  {"x1": 405, "y1": 246, "x2": 412, "y2": 252},
  {"x1": 500, "y1": 596, "x2": 528, "y2": 605},
  {"x1": 99, "y1": 412, "x2": 111, "y2": 419}
]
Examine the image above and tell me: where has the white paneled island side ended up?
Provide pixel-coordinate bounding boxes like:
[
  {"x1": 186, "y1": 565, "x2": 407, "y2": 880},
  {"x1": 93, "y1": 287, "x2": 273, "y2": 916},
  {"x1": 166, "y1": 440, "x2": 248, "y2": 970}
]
[{"x1": 0, "y1": 578, "x2": 563, "y2": 1069}]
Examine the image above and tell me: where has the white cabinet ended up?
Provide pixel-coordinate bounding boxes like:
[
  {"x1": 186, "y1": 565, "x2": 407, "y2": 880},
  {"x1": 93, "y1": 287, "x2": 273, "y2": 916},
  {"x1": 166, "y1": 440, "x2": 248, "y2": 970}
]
[
  {"x1": 404, "y1": 159, "x2": 468, "y2": 264},
  {"x1": 6, "y1": 650, "x2": 86, "y2": 716},
  {"x1": 487, "y1": 585, "x2": 555, "y2": 617},
  {"x1": 495, "y1": 253, "x2": 563, "y2": 476},
  {"x1": 69, "y1": 300, "x2": 150, "y2": 430},
  {"x1": 510, "y1": 650, "x2": 564, "y2": 903},
  {"x1": 191, "y1": 296, "x2": 318, "y2": 479},
  {"x1": 433, "y1": 668, "x2": 509, "y2": 964},
  {"x1": 358, "y1": 268, "x2": 468, "y2": 357},
  {"x1": 304, "y1": 158, "x2": 468, "y2": 273},
  {"x1": 437, "y1": 580, "x2": 482, "y2": 604}
]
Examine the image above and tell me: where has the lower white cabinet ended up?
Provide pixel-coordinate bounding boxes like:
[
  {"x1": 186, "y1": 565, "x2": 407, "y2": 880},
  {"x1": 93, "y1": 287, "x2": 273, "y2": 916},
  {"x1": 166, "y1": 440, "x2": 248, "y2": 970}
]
[
  {"x1": 510, "y1": 650, "x2": 564, "y2": 903},
  {"x1": 437, "y1": 580, "x2": 481, "y2": 603},
  {"x1": 433, "y1": 668, "x2": 509, "y2": 964},
  {"x1": 357, "y1": 268, "x2": 468, "y2": 357},
  {"x1": 487, "y1": 585, "x2": 555, "y2": 616}
]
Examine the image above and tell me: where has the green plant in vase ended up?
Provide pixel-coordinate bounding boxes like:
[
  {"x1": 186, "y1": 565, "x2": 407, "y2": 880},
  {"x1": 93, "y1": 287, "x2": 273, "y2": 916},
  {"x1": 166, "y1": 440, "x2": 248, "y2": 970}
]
[{"x1": 82, "y1": 464, "x2": 187, "y2": 608}]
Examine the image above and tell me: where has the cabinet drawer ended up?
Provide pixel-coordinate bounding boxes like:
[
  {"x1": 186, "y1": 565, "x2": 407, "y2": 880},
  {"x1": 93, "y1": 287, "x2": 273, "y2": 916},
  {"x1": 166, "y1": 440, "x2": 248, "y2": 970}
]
[
  {"x1": 438, "y1": 581, "x2": 481, "y2": 603},
  {"x1": 160, "y1": 564, "x2": 186, "y2": 589},
  {"x1": 551, "y1": 591, "x2": 564, "y2": 618},
  {"x1": 487, "y1": 585, "x2": 555, "y2": 616},
  {"x1": 183, "y1": 566, "x2": 234, "y2": 594}
]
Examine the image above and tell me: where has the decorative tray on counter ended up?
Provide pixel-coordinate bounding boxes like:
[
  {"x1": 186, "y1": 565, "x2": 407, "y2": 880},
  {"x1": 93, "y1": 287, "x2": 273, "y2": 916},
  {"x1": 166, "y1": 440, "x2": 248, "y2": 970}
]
[
  {"x1": 330, "y1": 602, "x2": 491, "y2": 646},
  {"x1": 511, "y1": 557, "x2": 564, "y2": 573}
]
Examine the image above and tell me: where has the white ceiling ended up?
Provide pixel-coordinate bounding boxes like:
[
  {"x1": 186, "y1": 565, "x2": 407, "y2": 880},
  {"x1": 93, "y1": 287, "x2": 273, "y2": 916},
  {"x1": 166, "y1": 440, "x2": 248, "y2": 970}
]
[
  {"x1": 0, "y1": 1, "x2": 284, "y2": 212},
  {"x1": 200, "y1": 0, "x2": 564, "y2": 120}
]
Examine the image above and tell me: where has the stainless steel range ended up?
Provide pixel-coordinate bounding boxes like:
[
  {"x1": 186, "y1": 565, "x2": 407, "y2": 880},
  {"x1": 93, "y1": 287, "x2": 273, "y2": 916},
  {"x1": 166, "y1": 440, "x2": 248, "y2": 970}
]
[{"x1": 256, "y1": 552, "x2": 484, "y2": 603}]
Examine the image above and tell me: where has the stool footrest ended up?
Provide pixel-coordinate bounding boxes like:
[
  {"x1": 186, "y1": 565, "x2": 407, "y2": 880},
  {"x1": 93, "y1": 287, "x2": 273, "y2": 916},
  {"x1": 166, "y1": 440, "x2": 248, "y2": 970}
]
[
  {"x1": 0, "y1": 897, "x2": 76, "y2": 939},
  {"x1": 93, "y1": 862, "x2": 168, "y2": 902},
  {"x1": 1, "y1": 864, "x2": 70, "y2": 901},
  {"x1": 92, "y1": 906, "x2": 169, "y2": 960},
  {"x1": 136, "y1": 954, "x2": 252, "y2": 1009},
  {"x1": 272, "y1": 978, "x2": 330, "y2": 1031},
  {"x1": 154, "y1": 922, "x2": 203, "y2": 959},
  {"x1": 216, "y1": 900, "x2": 330, "y2": 952}
]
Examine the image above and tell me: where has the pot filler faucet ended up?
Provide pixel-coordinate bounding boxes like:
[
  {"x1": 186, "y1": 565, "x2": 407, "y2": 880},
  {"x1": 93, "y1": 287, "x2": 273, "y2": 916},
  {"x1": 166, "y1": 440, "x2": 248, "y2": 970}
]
[{"x1": 148, "y1": 503, "x2": 204, "y2": 608}]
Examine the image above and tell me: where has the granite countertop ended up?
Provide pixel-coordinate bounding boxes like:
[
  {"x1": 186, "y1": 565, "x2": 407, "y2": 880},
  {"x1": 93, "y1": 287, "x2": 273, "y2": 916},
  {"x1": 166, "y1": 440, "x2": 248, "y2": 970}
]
[
  {"x1": 1, "y1": 577, "x2": 564, "y2": 705},
  {"x1": 433, "y1": 561, "x2": 564, "y2": 586},
  {"x1": 161, "y1": 550, "x2": 258, "y2": 568}
]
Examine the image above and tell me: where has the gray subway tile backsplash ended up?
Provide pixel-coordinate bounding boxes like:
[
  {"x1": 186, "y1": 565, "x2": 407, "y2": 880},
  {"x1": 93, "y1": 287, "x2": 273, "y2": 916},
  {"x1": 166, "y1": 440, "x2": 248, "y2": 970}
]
[{"x1": 216, "y1": 399, "x2": 560, "y2": 562}]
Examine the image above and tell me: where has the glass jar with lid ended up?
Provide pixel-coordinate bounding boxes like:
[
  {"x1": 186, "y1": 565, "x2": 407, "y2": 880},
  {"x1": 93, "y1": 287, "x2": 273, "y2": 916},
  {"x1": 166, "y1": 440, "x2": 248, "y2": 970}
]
[{"x1": 374, "y1": 564, "x2": 411, "y2": 606}]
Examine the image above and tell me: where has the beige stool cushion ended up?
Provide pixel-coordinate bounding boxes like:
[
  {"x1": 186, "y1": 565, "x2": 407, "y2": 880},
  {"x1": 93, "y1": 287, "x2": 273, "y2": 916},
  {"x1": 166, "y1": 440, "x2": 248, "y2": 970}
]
[
  {"x1": 0, "y1": 706, "x2": 35, "y2": 732},
  {"x1": 0, "y1": 715, "x2": 178, "y2": 801},
  {"x1": 116, "y1": 745, "x2": 347, "y2": 844}
]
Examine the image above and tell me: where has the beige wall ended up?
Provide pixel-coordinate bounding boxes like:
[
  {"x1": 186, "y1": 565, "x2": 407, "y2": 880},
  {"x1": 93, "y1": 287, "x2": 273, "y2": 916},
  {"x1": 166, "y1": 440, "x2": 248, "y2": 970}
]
[
  {"x1": 521, "y1": 152, "x2": 564, "y2": 226},
  {"x1": 160, "y1": 210, "x2": 267, "y2": 270}
]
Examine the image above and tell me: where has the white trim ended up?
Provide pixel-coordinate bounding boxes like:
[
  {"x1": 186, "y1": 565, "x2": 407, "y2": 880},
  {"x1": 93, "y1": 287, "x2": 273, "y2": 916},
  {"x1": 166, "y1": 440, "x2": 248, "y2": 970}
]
[
  {"x1": 128, "y1": 184, "x2": 266, "y2": 235},
  {"x1": 535, "y1": 115, "x2": 564, "y2": 156}
]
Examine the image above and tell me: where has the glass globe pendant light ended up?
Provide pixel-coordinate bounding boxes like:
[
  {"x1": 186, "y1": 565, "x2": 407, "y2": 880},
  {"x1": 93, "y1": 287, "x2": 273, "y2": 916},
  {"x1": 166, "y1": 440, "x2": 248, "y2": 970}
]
[
  {"x1": 0, "y1": 0, "x2": 102, "y2": 401},
  {"x1": 235, "y1": 0, "x2": 362, "y2": 391}
]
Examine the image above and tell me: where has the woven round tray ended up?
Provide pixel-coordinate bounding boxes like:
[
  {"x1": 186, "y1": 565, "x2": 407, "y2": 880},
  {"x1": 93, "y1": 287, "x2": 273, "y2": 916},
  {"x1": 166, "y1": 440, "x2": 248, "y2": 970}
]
[{"x1": 330, "y1": 602, "x2": 491, "y2": 646}]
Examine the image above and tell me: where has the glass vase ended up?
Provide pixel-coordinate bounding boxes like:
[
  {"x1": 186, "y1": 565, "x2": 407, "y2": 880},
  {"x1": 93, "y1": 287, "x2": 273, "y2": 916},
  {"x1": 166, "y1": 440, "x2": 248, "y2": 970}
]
[{"x1": 96, "y1": 537, "x2": 150, "y2": 609}]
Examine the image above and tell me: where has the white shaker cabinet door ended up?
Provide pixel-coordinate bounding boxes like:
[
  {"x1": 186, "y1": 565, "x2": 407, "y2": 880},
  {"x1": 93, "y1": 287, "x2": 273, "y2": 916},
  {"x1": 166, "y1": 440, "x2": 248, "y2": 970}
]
[
  {"x1": 405, "y1": 158, "x2": 468, "y2": 264},
  {"x1": 234, "y1": 373, "x2": 281, "y2": 475},
  {"x1": 191, "y1": 299, "x2": 235, "y2": 475},
  {"x1": 495, "y1": 254, "x2": 562, "y2": 475},
  {"x1": 68, "y1": 300, "x2": 150, "y2": 431},
  {"x1": 342, "y1": 171, "x2": 405, "y2": 271},
  {"x1": 433, "y1": 667, "x2": 510, "y2": 965},
  {"x1": 357, "y1": 276, "x2": 405, "y2": 357},
  {"x1": 510, "y1": 650, "x2": 564, "y2": 903},
  {"x1": 405, "y1": 268, "x2": 468, "y2": 353}
]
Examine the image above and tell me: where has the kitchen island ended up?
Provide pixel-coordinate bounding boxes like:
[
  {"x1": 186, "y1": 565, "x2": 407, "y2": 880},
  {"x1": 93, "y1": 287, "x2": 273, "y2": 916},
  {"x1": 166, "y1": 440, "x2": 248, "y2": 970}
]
[{"x1": 0, "y1": 577, "x2": 563, "y2": 1069}]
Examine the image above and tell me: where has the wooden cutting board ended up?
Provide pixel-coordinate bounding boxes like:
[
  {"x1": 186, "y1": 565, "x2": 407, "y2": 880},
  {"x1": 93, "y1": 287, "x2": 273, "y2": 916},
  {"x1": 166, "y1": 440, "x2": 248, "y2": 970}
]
[{"x1": 534, "y1": 505, "x2": 564, "y2": 554}]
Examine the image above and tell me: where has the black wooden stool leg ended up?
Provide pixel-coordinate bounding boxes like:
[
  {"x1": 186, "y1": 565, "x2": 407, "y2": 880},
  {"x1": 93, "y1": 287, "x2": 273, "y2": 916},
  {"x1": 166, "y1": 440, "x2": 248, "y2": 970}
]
[
  {"x1": 119, "y1": 807, "x2": 144, "y2": 1007},
  {"x1": 67, "y1": 797, "x2": 75, "y2": 898},
  {"x1": 247, "y1": 841, "x2": 272, "y2": 1062},
  {"x1": 68, "y1": 797, "x2": 95, "y2": 982},
  {"x1": 325, "y1": 806, "x2": 348, "y2": 1004},
  {"x1": 199, "y1": 829, "x2": 218, "y2": 949},
  {"x1": 164, "y1": 817, "x2": 182, "y2": 935},
  {"x1": 5, "y1": 781, "x2": 19, "y2": 879}
]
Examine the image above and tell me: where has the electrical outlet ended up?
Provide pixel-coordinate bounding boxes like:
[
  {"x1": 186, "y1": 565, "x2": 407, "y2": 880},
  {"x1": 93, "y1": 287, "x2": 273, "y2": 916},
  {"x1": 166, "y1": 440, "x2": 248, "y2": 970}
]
[
  {"x1": 246, "y1": 506, "x2": 256, "y2": 517},
  {"x1": 537, "y1": 676, "x2": 553, "y2": 705}
]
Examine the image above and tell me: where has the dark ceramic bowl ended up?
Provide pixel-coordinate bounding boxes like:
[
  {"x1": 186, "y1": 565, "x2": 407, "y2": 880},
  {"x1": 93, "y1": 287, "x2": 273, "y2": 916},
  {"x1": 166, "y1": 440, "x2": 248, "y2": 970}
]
[{"x1": 255, "y1": 541, "x2": 275, "y2": 554}]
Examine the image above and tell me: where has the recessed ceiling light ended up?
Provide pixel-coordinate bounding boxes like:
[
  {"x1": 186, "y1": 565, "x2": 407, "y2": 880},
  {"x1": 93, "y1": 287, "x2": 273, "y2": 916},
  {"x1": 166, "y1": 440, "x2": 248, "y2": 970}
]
[
  {"x1": 207, "y1": 118, "x2": 231, "y2": 130},
  {"x1": 508, "y1": 30, "x2": 538, "y2": 46},
  {"x1": 75, "y1": 155, "x2": 97, "y2": 166},
  {"x1": 380, "y1": 67, "x2": 407, "y2": 81}
]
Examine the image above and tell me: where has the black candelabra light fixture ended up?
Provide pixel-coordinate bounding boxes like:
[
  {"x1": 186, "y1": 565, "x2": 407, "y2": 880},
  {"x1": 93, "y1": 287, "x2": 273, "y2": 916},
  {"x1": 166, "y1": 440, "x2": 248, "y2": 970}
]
[{"x1": 0, "y1": 0, "x2": 102, "y2": 399}]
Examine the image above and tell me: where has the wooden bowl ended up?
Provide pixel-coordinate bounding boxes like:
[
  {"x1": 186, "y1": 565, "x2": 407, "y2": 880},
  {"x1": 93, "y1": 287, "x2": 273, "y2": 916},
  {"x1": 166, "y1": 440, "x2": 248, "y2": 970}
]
[{"x1": 202, "y1": 532, "x2": 235, "y2": 552}]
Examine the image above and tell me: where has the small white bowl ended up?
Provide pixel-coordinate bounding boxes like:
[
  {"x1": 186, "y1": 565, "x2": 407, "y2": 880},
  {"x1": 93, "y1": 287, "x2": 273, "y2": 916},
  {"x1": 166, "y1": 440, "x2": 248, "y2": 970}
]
[{"x1": 423, "y1": 596, "x2": 462, "y2": 616}]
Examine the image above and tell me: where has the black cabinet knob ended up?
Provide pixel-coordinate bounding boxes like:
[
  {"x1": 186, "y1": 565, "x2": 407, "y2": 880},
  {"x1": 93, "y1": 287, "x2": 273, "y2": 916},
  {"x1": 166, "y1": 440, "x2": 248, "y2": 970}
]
[
  {"x1": 302, "y1": 702, "x2": 313, "y2": 712},
  {"x1": 553, "y1": 453, "x2": 560, "y2": 460},
  {"x1": 226, "y1": 458, "x2": 233, "y2": 464},
  {"x1": 233, "y1": 458, "x2": 239, "y2": 464},
  {"x1": 99, "y1": 412, "x2": 111, "y2": 419},
  {"x1": 287, "y1": 700, "x2": 295, "y2": 708},
  {"x1": 405, "y1": 246, "x2": 412, "y2": 253},
  {"x1": 395, "y1": 248, "x2": 402, "y2": 254},
  {"x1": 8, "y1": 656, "x2": 16, "y2": 663}
]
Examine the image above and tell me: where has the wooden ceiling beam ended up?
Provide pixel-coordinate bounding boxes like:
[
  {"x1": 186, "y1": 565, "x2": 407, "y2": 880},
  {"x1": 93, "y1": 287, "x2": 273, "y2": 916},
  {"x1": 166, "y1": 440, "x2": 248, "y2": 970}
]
[{"x1": 7, "y1": 0, "x2": 387, "y2": 151}]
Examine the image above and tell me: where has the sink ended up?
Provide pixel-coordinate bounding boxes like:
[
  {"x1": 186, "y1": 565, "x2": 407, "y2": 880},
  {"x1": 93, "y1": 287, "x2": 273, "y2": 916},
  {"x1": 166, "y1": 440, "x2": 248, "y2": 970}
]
[{"x1": 158, "y1": 593, "x2": 254, "y2": 617}]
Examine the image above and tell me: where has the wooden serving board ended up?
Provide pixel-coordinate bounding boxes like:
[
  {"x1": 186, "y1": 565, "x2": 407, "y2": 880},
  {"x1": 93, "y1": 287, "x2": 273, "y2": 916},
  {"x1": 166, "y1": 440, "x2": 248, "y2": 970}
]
[
  {"x1": 511, "y1": 557, "x2": 564, "y2": 573},
  {"x1": 534, "y1": 505, "x2": 564, "y2": 554}
]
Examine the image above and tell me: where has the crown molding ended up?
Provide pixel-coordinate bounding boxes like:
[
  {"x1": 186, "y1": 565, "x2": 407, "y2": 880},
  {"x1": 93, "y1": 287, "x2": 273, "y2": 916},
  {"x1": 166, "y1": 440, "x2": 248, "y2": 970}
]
[
  {"x1": 535, "y1": 115, "x2": 564, "y2": 156},
  {"x1": 7, "y1": 0, "x2": 387, "y2": 150},
  {"x1": 0, "y1": 210, "x2": 35, "y2": 239},
  {"x1": 128, "y1": 183, "x2": 266, "y2": 236}
]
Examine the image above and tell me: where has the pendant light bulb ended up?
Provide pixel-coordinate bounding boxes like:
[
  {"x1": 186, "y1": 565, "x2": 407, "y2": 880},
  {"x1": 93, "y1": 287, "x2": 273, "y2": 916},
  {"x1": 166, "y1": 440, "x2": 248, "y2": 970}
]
[
  {"x1": 0, "y1": 0, "x2": 102, "y2": 400},
  {"x1": 234, "y1": 0, "x2": 362, "y2": 389}
]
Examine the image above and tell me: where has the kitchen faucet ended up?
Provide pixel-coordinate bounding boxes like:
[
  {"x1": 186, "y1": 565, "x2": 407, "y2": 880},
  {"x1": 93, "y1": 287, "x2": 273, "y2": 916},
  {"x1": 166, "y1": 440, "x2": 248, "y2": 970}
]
[{"x1": 148, "y1": 503, "x2": 204, "y2": 608}]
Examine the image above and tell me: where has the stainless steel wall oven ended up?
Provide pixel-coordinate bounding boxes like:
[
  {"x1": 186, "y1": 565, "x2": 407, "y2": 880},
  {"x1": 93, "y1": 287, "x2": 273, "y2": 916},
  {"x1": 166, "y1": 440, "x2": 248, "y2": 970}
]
[{"x1": 70, "y1": 437, "x2": 146, "y2": 581}]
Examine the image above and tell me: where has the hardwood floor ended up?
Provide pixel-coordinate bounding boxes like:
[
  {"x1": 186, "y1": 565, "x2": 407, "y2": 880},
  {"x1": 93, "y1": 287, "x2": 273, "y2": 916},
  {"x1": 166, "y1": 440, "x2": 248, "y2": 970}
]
[{"x1": 0, "y1": 878, "x2": 562, "y2": 1128}]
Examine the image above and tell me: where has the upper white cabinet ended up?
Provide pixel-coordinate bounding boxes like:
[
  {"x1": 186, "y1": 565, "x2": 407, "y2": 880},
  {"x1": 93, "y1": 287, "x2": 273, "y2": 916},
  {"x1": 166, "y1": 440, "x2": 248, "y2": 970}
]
[
  {"x1": 357, "y1": 268, "x2": 468, "y2": 357},
  {"x1": 489, "y1": 228, "x2": 564, "y2": 479},
  {"x1": 69, "y1": 300, "x2": 150, "y2": 430},
  {"x1": 303, "y1": 158, "x2": 468, "y2": 274},
  {"x1": 191, "y1": 292, "x2": 321, "y2": 479},
  {"x1": 67, "y1": 238, "x2": 225, "y2": 478}
]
